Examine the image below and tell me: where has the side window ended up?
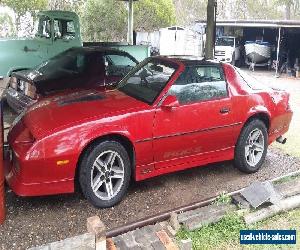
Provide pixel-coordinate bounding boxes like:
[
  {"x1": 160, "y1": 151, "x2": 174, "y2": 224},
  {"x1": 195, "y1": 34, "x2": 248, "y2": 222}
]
[
  {"x1": 168, "y1": 65, "x2": 227, "y2": 104},
  {"x1": 54, "y1": 19, "x2": 76, "y2": 40},
  {"x1": 37, "y1": 16, "x2": 51, "y2": 38},
  {"x1": 105, "y1": 54, "x2": 137, "y2": 77}
]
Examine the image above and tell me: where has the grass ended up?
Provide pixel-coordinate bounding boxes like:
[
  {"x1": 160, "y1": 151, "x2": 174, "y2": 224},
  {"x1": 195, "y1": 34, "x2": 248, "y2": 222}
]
[
  {"x1": 273, "y1": 173, "x2": 300, "y2": 184},
  {"x1": 213, "y1": 192, "x2": 232, "y2": 205},
  {"x1": 176, "y1": 209, "x2": 300, "y2": 250}
]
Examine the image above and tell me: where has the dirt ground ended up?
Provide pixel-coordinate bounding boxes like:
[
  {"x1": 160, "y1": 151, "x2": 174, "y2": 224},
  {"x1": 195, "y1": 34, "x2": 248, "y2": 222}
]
[{"x1": 0, "y1": 71, "x2": 300, "y2": 249}]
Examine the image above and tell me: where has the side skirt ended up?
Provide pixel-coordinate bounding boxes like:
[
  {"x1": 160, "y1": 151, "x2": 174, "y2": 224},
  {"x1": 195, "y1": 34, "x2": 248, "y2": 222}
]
[{"x1": 135, "y1": 147, "x2": 235, "y2": 181}]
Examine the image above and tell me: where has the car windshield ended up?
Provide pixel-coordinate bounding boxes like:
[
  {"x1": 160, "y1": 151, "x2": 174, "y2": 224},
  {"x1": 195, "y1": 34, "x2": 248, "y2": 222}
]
[
  {"x1": 117, "y1": 58, "x2": 178, "y2": 104},
  {"x1": 216, "y1": 37, "x2": 234, "y2": 47}
]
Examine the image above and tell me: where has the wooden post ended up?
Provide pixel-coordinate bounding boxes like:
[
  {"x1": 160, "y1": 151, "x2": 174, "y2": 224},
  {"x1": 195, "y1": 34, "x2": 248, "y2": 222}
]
[
  {"x1": 0, "y1": 99, "x2": 5, "y2": 225},
  {"x1": 127, "y1": 0, "x2": 134, "y2": 45},
  {"x1": 205, "y1": 0, "x2": 217, "y2": 59},
  {"x1": 87, "y1": 216, "x2": 106, "y2": 250}
]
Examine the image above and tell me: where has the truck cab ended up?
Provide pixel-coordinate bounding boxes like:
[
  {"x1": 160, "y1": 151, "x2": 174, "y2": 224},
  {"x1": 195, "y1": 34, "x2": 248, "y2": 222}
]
[
  {"x1": 214, "y1": 36, "x2": 241, "y2": 66},
  {"x1": 0, "y1": 11, "x2": 82, "y2": 79}
]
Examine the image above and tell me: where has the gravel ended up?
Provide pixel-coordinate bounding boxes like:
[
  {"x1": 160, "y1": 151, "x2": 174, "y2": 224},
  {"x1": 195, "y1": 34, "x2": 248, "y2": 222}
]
[{"x1": 0, "y1": 148, "x2": 299, "y2": 249}]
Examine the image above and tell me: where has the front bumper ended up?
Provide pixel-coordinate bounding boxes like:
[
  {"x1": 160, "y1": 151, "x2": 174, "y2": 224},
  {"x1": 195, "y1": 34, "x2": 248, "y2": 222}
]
[
  {"x1": 4, "y1": 145, "x2": 74, "y2": 197},
  {"x1": 5, "y1": 87, "x2": 35, "y2": 114}
]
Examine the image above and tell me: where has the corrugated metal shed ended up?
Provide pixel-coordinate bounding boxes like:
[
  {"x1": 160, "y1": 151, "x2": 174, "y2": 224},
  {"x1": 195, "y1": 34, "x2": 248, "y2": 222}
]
[{"x1": 196, "y1": 19, "x2": 300, "y2": 28}]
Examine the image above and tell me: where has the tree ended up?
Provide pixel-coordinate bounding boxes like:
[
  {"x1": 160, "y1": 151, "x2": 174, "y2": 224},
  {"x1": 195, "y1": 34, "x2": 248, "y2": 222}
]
[
  {"x1": 2, "y1": 0, "x2": 47, "y2": 35},
  {"x1": 134, "y1": 0, "x2": 176, "y2": 31},
  {"x1": 275, "y1": 0, "x2": 300, "y2": 19},
  {"x1": 81, "y1": 0, "x2": 176, "y2": 42},
  {"x1": 173, "y1": 0, "x2": 207, "y2": 25},
  {"x1": 0, "y1": 12, "x2": 16, "y2": 38},
  {"x1": 48, "y1": 0, "x2": 84, "y2": 12},
  {"x1": 80, "y1": 0, "x2": 127, "y2": 42}
]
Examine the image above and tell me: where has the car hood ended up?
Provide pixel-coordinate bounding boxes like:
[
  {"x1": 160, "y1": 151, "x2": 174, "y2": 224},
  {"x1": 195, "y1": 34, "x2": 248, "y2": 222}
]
[{"x1": 21, "y1": 89, "x2": 149, "y2": 139}]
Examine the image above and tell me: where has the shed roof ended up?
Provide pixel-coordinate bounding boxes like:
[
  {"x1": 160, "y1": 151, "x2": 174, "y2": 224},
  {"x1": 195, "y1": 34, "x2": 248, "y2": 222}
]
[{"x1": 196, "y1": 19, "x2": 300, "y2": 28}]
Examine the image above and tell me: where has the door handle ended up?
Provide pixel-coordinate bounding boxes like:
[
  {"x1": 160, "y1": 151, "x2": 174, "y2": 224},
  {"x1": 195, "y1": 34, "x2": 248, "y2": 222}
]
[{"x1": 220, "y1": 107, "x2": 230, "y2": 114}]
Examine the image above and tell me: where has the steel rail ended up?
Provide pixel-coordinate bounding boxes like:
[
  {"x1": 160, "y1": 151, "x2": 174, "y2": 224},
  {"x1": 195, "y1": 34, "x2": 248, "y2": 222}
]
[{"x1": 106, "y1": 169, "x2": 300, "y2": 238}]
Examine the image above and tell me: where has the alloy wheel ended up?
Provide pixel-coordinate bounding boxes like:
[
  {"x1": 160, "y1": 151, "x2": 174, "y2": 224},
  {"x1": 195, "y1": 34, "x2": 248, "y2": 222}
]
[
  {"x1": 245, "y1": 128, "x2": 265, "y2": 167},
  {"x1": 90, "y1": 150, "x2": 125, "y2": 200}
]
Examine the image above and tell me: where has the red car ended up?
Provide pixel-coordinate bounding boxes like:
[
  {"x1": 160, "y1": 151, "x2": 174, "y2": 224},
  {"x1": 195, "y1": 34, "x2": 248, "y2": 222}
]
[{"x1": 5, "y1": 56, "x2": 292, "y2": 208}]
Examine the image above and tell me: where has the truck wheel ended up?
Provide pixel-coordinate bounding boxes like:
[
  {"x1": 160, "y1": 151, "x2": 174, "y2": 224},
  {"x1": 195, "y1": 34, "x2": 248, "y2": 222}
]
[
  {"x1": 79, "y1": 140, "x2": 131, "y2": 208},
  {"x1": 234, "y1": 120, "x2": 268, "y2": 173}
]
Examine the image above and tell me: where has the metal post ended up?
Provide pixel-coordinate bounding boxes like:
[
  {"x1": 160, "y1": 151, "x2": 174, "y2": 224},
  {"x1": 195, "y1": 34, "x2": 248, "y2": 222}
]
[
  {"x1": 275, "y1": 27, "x2": 281, "y2": 77},
  {"x1": 127, "y1": 0, "x2": 134, "y2": 45},
  {"x1": 0, "y1": 99, "x2": 5, "y2": 225}
]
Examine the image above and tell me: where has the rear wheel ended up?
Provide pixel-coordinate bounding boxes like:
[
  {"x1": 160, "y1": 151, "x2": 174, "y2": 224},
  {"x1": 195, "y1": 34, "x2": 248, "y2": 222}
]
[
  {"x1": 234, "y1": 120, "x2": 268, "y2": 173},
  {"x1": 79, "y1": 140, "x2": 131, "y2": 208}
]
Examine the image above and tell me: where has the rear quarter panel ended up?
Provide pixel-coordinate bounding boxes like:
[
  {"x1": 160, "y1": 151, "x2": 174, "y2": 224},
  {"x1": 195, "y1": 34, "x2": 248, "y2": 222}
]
[{"x1": 223, "y1": 63, "x2": 292, "y2": 144}]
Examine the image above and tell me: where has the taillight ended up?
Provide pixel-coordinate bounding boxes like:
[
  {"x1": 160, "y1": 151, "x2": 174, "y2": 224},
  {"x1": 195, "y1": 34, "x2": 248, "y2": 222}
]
[
  {"x1": 9, "y1": 76, "x2": 17, "y2": 89},
  {"x1": 24, "y1": 83, "x2": 37, "y2": 99}
]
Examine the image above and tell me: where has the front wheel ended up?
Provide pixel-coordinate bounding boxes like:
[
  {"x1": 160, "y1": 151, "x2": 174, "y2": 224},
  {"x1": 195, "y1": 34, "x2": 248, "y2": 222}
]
[
  {"x1": 234, "y1": 120, "x2": 268, "y2": 173},
  {"x1": 79, "y1": 141, "x2": 131, "y2": 208}
]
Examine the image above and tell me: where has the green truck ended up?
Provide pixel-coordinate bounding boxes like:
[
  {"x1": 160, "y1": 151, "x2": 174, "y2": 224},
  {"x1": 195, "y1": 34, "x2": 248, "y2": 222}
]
[{"x1": 0, "y1": 10, "x2": 149, "y2": 79}]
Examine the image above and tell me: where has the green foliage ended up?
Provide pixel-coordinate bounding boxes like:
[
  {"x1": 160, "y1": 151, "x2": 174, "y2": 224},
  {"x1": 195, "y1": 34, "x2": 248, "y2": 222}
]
[
  {"x1": 176, "y1": 213, "x2": 245, "y2": 249},
  {"x1": 273, "y1": 173, "x2": 300, "y2": 184},
  {"x1": 177, "y1": 209, "x2": 300, "y2": 250},
  {"x1": 2, "y1": 0, "x2": 47, "y2": 16},
  {"x1": 134, "y1": 0, "x2": 176, "y2": 31},
  {"x1": 0, "y1": 12, "x2": 16, "y2": 37},
  {"x1": 80, "y1": 0, "x2": 127, "y2": 42},
  {"x1": 173, "y1": 0, "x2": 207, "y2": 25},
  {"x1": 213, "y1": 191, "x2": 232, "y2": 204},
  {"x1": 81, "y1": 0, "x2": 176, "y2": 42},
  {"x1": 48, "y1": 0, "x2": 84, "y2": 11}
]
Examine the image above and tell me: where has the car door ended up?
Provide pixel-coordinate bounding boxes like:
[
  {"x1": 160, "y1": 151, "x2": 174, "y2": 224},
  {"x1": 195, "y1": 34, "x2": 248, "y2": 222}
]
[{"x1": 153, "y1": 64, "x2": 239, "y2": 169}]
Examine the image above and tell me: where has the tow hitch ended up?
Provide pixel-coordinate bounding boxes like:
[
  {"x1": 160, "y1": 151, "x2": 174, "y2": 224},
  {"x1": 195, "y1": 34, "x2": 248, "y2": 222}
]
[{"x1": 276, "y1": 136, "x2": 287, "y2": 144}]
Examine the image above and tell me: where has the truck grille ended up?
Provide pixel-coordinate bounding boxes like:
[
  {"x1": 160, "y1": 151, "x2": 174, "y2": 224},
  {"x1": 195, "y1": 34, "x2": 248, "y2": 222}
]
[{"x1": 215, "y1": 50, "x2": 225, "y2": 56}]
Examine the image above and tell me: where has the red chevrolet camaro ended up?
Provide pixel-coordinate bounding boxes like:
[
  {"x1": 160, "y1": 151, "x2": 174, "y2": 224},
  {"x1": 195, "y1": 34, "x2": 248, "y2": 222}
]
[{"x1": 5, "y1": 56, "x2": 292, "y2": 208}]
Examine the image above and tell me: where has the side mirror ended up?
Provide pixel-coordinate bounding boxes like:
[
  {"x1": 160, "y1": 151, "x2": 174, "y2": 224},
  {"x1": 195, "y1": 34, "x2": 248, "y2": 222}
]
[{"x1": 161, "y1": 95, "x2": 179, "y2": 110}]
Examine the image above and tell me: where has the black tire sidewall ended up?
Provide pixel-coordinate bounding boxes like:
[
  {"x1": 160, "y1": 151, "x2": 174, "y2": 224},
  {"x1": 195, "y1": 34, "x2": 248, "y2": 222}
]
[
  {"x1": 79, "y1": 140, "x2": 131, "y2": 208},
  {"x1": 234, "y1": 120, "x2": 268, "y2": 173}
]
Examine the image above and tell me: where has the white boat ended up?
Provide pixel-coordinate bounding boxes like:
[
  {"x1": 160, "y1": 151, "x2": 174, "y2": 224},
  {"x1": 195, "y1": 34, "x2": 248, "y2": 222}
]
[{"x1": 245, "y1": 41, "x2": 271, "y2": 64}]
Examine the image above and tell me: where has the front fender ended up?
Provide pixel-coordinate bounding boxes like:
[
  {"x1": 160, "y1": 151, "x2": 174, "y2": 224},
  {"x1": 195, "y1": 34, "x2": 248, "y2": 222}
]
[{"x1": 78, "y1": 124, "x2": 135, "y2": 151}]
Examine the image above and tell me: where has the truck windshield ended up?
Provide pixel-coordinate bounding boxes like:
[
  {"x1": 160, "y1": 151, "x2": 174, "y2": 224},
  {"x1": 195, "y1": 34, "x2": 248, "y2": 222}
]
[
  {"x1": 117, "y1": 58, "x2": 178, "y2": 104},
  {"x1": 216, "y1": 37, "x2": 234, "y2": 47}
]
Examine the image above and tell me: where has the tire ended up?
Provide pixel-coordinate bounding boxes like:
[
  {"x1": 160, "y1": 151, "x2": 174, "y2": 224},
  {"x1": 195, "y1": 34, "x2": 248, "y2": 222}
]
[
  {"x1": 234, "y1": 119, "x2": 268, "y2": 173},
  {"x1": 79, "y1": 140, "x2": 131, "y2": 208}
]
